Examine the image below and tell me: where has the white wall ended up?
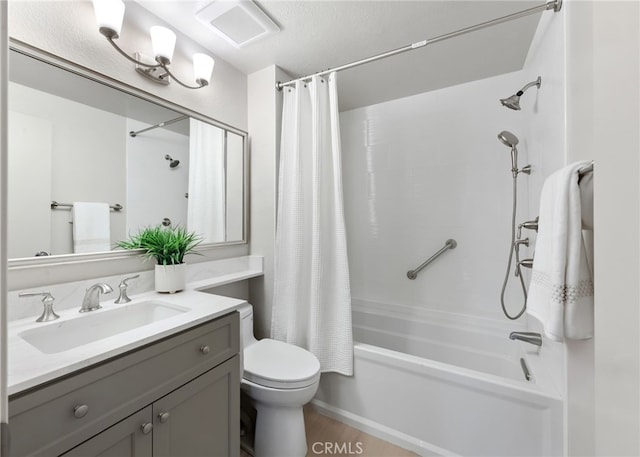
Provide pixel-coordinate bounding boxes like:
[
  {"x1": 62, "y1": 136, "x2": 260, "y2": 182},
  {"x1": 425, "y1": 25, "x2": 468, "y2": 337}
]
[
  {"x1": 340, "y1": 71, "x2": 542, "y2": 321},
  {"x1": 564, "y1": 1, "x2": 640, "y2": 455},
  {"x1": 519, "y1": 7, "x2": 576, "y2": 455},
  {"x1": 247, "y1": 65, "x2": 289, "y2": 338}
]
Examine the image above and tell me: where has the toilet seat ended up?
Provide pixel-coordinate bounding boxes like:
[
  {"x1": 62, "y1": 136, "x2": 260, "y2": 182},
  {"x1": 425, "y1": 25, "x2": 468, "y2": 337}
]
[{"x1": 243, "y1": 339, "x2": 321, "y2": 389}]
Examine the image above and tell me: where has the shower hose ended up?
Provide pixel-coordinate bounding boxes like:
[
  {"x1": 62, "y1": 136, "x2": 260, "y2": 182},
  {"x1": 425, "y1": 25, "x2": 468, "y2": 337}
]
[{"x1": 500, "y1": 176, "x2": 528, "y2": 320}]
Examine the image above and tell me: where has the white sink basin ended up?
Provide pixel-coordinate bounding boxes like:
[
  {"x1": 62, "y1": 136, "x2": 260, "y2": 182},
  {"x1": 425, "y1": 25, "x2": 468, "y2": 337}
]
[{"x1": 19, "y1": 301, "x2": 190, "y2": 354}]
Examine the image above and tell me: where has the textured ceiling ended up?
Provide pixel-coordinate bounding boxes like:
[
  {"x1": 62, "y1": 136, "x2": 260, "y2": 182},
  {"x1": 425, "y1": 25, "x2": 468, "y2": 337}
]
[{"x1": 135, "y1": 0, "x2": 544, "y2": 111}]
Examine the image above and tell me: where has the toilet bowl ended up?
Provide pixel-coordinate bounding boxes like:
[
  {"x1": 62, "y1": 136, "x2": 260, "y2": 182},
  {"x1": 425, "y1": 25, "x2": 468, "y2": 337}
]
[{"x1": 238, "y1": 304, "x2": 320, "y2": 457}]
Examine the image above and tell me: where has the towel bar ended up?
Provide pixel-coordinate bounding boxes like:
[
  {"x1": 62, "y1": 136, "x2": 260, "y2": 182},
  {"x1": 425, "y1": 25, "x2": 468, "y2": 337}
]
[{"x1": 51, "y1": 201, "x2": 123, "y2": 212}]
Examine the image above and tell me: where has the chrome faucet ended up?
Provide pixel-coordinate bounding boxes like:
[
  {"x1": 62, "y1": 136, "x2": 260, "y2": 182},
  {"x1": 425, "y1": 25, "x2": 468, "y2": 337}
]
[
  {"x1": 80, "y1": 283, "x2": 113, "y2": 313},
  {"x1": 509, "y1": 331, "x2": 542, "y2": 347}
]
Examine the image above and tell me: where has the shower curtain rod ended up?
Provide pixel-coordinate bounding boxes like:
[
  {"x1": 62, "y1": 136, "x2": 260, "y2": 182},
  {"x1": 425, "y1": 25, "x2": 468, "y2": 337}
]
[
  {"x1": 129, "y1": 115, "x2": 189, "y2": 137},
  {"x1": 275, "y1": 0, "x2": 562, "y2": 91}
]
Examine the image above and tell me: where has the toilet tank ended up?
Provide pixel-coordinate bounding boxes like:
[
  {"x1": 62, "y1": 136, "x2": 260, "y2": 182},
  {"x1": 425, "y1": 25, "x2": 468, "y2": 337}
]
[{"x1": 237, "y1": 303, "x2": 258, "y2": 350}]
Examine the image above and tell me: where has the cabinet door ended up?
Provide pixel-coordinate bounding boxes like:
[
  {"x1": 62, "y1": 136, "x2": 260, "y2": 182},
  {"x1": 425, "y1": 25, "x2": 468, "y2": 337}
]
[
  {"x1": 61, "y1": 407, "x2": 153, "y2": 457},
  {"x1": 153, "y1": 356, "x2": 239, "y2": 457}
]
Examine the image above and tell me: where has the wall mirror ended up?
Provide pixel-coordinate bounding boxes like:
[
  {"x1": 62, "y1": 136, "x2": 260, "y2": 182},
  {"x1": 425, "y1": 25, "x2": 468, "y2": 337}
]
[{"x1": 7, "y1": 43, "x2": 247, "y2": 264}]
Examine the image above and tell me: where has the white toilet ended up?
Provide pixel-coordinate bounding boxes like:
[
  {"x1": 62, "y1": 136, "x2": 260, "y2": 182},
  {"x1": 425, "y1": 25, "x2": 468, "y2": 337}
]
[{"x1": 238, "y1": 304, "x2": 321, "y2": 457}]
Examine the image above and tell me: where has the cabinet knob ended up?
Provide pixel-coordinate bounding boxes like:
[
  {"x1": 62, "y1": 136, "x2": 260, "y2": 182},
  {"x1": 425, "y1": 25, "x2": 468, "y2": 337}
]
[
  {"x1": 73, "y1": 404, "x2": 89, "y2": 419},
  {"x1": 200, "y1": 345, "x2": 210, "y2": 354},
  {"x1": 140, "y1": 422, "x2": 153, "y2": 435},
  {"x1": 158, "y1": 411, "x2": 170, "y2": 423}
]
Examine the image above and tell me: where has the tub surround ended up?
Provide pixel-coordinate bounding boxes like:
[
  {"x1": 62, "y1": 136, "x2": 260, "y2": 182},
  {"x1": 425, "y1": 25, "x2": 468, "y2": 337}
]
[
  {"x1": 315, "y1": 299, "x2": 564, "y2": 456},
  {"x1": 7, "y1": 255, "x2": 263, "y2": 395}
]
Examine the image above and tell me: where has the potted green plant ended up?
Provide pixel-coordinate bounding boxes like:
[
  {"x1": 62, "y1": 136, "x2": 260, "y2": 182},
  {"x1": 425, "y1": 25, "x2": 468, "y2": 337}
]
[{"x1": 116, "y1": 225, "x2": 202, "y2": 293}]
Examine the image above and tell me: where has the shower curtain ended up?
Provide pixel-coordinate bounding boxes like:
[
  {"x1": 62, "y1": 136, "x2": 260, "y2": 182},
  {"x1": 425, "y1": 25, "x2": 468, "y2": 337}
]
[
  {"x1": 272, "y1": 73, "x2": 353, "y2": 375},
  {"x1": 187, "y1": 118, "x2": 225, "y2": 242}
]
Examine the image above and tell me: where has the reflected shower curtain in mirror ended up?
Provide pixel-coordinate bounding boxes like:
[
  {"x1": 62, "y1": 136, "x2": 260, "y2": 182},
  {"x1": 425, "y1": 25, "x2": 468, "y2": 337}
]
[
  {"x1": 272, "y1": 73, "x2": 353, "y2": 375},
  {"x1": 188, "y1": 119, "x2": 225, "y2": 242}
]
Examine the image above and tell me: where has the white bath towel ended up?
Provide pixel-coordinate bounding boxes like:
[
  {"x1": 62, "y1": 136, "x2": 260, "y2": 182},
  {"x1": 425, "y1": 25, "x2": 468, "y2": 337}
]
[
  {"x1": 527, "y1": 161, "x2": 594, "y2": 341},
  {"x1": 72, "y1": 202, "x2": 111, "y2": 253}
]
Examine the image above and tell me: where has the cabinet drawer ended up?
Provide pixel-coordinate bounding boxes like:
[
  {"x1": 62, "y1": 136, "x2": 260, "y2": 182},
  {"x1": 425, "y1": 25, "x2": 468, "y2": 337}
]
[{"x1": 9, "y1": 311, "x2": 239, "y2": 457}]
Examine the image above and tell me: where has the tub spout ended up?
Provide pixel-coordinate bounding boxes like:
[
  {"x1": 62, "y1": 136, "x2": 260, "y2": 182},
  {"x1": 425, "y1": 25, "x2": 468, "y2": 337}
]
[{"x1": 509, "y1": 331, "x2": 542, "y2": 347}]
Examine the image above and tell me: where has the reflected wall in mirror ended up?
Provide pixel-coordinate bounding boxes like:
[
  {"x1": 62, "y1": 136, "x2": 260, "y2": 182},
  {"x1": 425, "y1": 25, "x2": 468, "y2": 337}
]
[{"x1": 7, "y1": 46, "x2": 247, "y2": 261}]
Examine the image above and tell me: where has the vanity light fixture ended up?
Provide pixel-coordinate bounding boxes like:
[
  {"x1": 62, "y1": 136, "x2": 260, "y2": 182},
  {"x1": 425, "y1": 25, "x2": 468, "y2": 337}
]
[{"x1": 92, "y1": 0, "x2": 215, "y2": 89}]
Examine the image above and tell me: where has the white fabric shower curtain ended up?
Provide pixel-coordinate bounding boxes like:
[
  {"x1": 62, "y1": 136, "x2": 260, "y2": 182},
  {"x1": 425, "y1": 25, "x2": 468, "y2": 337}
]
[
  {"x1": 187, "y1": 118, "x2": 225, "y2": 242},
  {"x1": 272, "y1": 73, "x2": 353, "y2": 376}
]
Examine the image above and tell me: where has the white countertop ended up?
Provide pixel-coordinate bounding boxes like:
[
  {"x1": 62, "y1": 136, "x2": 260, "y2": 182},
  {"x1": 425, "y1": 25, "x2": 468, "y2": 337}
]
[{"x1": 8, "y1": 270, "x2": 260, "y2": 396}]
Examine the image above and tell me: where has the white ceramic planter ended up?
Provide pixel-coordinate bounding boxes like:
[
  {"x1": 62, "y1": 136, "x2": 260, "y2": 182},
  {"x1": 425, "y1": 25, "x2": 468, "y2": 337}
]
[{"x1": 155, "y1": 263, "x2": 186, "y2": 293}]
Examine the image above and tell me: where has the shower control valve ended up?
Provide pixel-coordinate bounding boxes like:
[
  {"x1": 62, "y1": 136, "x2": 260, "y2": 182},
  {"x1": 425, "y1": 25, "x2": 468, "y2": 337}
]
[
  {"x1": 517, "y1": 217, "x2": 539, "y2": 238},
  {"x1": 514, "y1": 238, "x2": 529, "y2": 248}
]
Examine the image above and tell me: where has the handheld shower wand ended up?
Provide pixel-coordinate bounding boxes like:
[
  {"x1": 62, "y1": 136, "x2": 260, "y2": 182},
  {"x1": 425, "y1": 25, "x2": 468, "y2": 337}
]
[
  {"x1": 497, "y1": 131, "x2": 531, "y2": 177},
  {"x1": 500, "y1": 76, "x2": 542, "y2": 111},
  {"x1": 497, "y1": 131, "x2": 531, "y2": 320}
]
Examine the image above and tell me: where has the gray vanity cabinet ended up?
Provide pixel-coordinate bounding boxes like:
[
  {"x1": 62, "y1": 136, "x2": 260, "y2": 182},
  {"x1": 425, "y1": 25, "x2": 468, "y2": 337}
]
[
  {"x1": 8, "y1": 311, "x2": 240, "y2": 457},
  {"x1": 153, "y1": 357, "x2": 239, "y2": 457},
  {"x1": 61, "y1": 407, "x2": 153, "y2": 457}
]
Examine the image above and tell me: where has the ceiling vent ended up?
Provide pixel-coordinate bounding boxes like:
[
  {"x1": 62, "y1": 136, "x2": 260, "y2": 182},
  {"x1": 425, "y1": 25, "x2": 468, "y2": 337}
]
[{"x1": 195, "y1": 0, "x2": 280, "y2": 49}]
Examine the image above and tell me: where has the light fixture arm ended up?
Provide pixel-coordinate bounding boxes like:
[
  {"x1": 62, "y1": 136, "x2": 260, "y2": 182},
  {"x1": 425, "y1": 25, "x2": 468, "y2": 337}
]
[
  {"x1": 106, "y1": 36, "x2": 161, "y2": 69},
  {"x1": 161, "y1": 65, "x2": 207, "y2": 89},
  {"x1": 104, "y1": 35, "x2": 206, "y2": 89}
]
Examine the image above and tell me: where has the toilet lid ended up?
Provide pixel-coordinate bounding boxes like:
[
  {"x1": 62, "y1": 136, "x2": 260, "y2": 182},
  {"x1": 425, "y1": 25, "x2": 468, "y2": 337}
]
[{"x1": 243, "y1": 339, "x2": 321, "y2": 389}]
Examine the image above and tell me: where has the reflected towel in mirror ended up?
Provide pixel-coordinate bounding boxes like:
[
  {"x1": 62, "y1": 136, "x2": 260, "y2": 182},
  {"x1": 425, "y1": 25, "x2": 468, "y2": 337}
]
[{"x1": 72, "y1": 202, "x2": 111, "y2": 253}]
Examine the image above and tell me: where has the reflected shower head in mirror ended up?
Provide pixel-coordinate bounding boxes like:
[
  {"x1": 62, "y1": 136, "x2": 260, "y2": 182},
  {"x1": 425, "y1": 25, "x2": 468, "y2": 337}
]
[
  {"x1": 500, "y1": 76, "x2": 542, "y2": 110},
  {"x1": 165, "y1": 154, "x2": 180, "y2": 168}
]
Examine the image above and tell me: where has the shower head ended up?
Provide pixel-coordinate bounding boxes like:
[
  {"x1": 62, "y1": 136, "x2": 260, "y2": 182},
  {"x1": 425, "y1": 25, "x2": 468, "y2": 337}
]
[
  {"x1": 500, "y1": 76, "x2": 542, "y2": 111},
  {"x1": 165, "y1": 154, "x2": 180, "y2": 168},
  {"x1": 497, "y1": 131, "x2": 520, "y2": 176},
  {"x1": 500, "y1": 94, "x2": 522, "y2": 111},
  {"x1": 497, "y1": 130, "x2": 519, "y2": 148}
]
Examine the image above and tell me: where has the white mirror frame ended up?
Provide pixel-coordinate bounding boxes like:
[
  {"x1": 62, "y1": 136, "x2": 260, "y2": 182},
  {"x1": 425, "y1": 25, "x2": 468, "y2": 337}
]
[{"x1": 7, "y1": 39, "x2": 249, "y2": 272}]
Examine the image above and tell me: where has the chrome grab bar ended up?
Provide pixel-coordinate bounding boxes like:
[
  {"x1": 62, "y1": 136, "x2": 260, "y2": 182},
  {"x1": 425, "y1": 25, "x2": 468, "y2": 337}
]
[{"x1": 407, "y1": 239, "x2": 457, "y2": 280}]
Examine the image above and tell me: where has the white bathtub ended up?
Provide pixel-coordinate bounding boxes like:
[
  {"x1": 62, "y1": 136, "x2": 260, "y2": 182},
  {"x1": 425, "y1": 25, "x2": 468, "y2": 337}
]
[{"x1": 314, "y1": 300, "x2": 564, "y2": 456}]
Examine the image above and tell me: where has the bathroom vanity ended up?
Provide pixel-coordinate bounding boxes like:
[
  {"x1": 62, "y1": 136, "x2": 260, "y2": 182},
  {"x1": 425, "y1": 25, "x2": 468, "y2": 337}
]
[{"x1": 6, "y1": 289, "x2": 247, "y2": 457}]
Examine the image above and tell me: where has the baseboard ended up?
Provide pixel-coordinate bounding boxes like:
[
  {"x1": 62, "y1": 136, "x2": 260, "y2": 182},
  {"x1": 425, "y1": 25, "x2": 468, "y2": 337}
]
[{"x1": 309, "y1": 399, "x2": 457, "y2": 457}]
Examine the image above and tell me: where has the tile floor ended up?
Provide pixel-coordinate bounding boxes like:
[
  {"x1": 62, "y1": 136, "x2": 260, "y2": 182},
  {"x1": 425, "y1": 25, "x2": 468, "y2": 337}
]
[{"x1": 241, "y1": 406, "x2": 418, "y2": 457}]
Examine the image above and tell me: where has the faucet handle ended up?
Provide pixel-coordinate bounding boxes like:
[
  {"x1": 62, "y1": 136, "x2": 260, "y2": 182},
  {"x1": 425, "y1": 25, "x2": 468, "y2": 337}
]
[
  {"x1": 121, "y1": 274, "x2": 140, "y2": 286},
  {"x1": 19, "y1": 291, "x2": 60, "y2": 322},
  {"x1": 115, "y1": 275, "x2": 140, "y2": 304},
  {"x1": 517, "y1": 217, "x2": 539, "y2": 238}
]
